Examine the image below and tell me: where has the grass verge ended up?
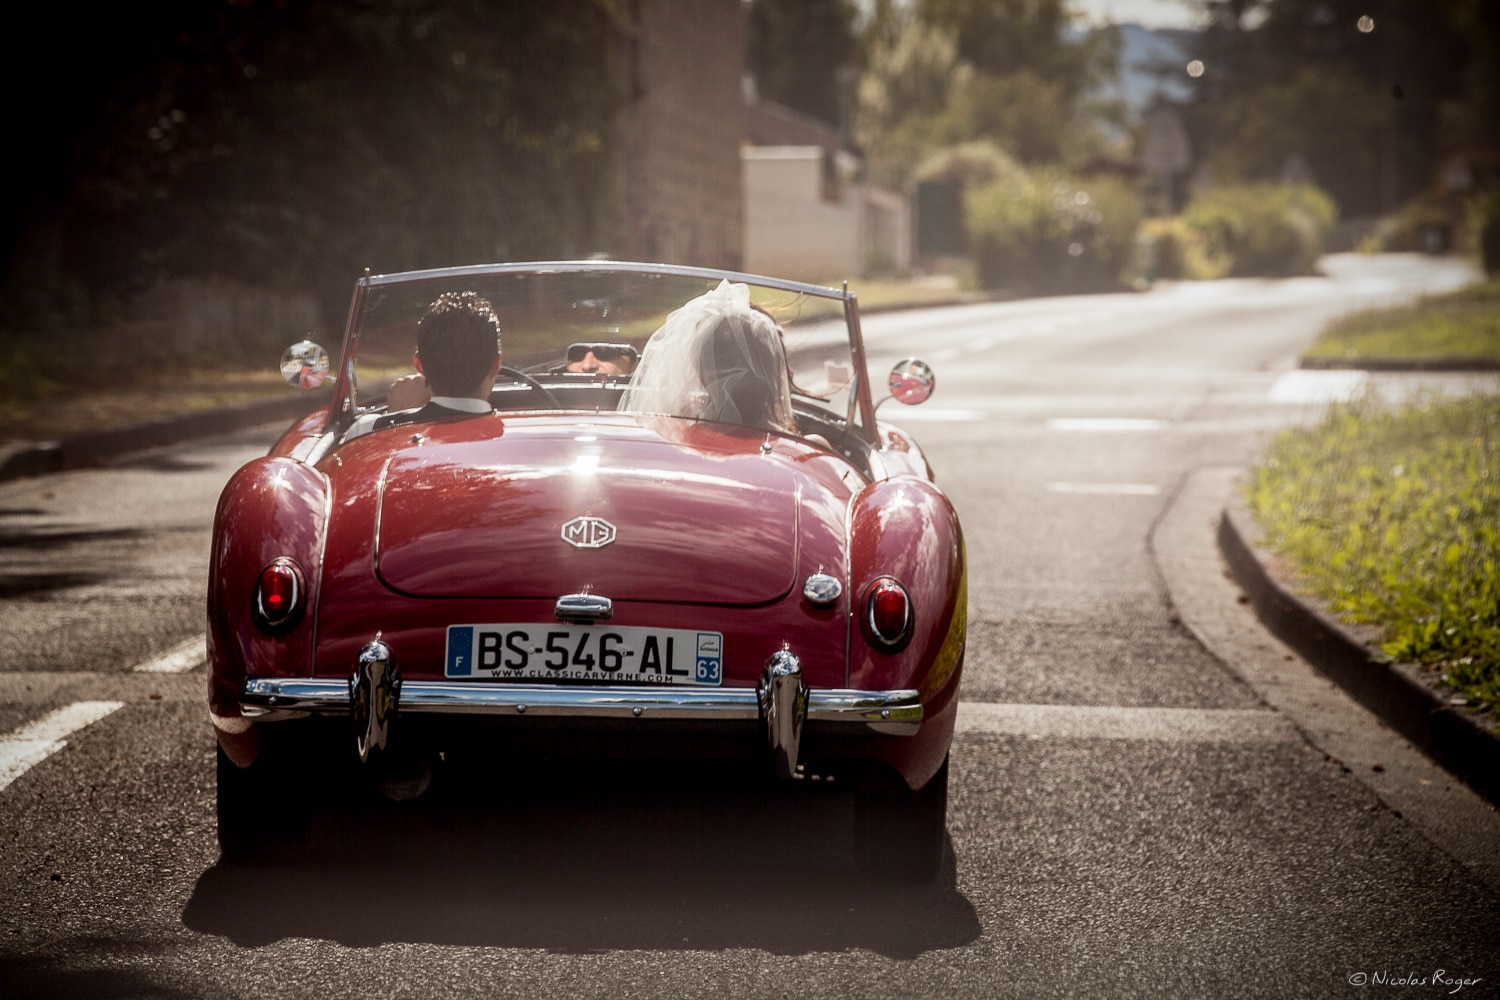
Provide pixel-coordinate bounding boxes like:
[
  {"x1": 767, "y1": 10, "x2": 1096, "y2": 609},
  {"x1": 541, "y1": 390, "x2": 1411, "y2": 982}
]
[
  {"x1": 0, "y1": 343, "x2": 299, "y2": 443},
  {"x1": 1245, "y1": 391, "x2": 1500, "y2": 712},
  {"x1": 1304, "y1": 278, "x2": 1500, "y2": 363}
]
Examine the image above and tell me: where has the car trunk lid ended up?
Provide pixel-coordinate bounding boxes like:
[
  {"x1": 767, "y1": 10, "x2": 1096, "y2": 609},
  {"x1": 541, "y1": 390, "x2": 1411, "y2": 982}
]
[{"x1": 373, "y1": 429, "x2": 800, "y2": 606}]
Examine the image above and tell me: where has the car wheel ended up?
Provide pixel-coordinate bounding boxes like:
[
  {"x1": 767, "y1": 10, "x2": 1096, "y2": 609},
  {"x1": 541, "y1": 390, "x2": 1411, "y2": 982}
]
[
  {"x1": 216, "y1": 744, "x2": 310, "y2": 864},
  {"x1": 851, "y1": 754, "x2": 949, "y2": 882}
]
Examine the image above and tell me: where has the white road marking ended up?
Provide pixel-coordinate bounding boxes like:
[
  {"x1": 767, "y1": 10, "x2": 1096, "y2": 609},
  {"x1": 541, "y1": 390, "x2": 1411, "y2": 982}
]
[
  {"x1": 883, "y1": 407, "x2": 988, "y2": 422},
  {"x1": 0, "y1": 701, "x2": 125, "y2": 792},
  {"x1": 1047, "y1": 417, "x2": 1166, "y2": 432},
  {"x1": 1268, "y1": 369, "x2": 1368, "y2": 403},
  {"x1": 956, "y1": 702, "x2": 1295, "y2": 744},
  {"x1": 132, "y1": 635, "x2": 206, "y2": 673},
  {"x1": 1046, "y1": 482, "x2": 1162, "y2": 496}
]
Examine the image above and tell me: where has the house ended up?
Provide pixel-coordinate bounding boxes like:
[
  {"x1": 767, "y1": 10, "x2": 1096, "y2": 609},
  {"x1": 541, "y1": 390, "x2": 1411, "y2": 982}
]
[{"x1": 741, "y1": 84, "x2": 910, "y2": 280}]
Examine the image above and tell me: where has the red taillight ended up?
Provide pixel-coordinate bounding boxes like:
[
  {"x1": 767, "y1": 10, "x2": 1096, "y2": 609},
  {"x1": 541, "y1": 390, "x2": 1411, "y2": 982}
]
[
  {"x1": 863, "y1": 577, "x2": 912, "y2": 651},
  {"x1": 254, "y1": 558, "x2": 305, "y2": 632}
]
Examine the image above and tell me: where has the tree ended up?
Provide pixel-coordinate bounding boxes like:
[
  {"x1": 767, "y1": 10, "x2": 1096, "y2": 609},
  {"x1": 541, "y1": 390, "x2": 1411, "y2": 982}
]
[
  {"x1": 1185, "y1": 0, "x2": 1472, "y2": 218},
  {"x1": 920, "y1": 0, "x2": 1102, "y2": 104},
  {"x1": 1, "y1": 0, "x2": 626, "y2": 329},
  {"x1": 854, "y1": 1, "x2": 1119, "y2": 185},
  {"x1": 746, "y1": 0, "x2": 859, "y2": 128}
]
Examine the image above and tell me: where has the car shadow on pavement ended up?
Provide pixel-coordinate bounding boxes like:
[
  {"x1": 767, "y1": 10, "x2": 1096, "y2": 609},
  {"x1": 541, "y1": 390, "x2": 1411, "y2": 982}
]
[{"x1": 182, "y1": 765, "x2": 981, "y2": 959}]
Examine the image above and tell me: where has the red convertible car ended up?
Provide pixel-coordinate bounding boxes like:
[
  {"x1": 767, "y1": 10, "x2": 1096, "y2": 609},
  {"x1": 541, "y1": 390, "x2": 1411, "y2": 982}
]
[{"x1": 209, "y1": 261, "x2": 966, "y2": 876}]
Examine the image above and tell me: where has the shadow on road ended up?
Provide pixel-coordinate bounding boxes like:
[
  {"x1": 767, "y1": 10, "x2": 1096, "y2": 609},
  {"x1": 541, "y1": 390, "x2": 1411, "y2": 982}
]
[
  {"x1": 182, "y1": 765, "x2": 981, "y2": 958},
  {"x1": 0, "y1": 526, "x2": 146, "y2": 551},
  {"x1": 110, "y1": 454, "x2": 216, "y2": 473},
  {"x1": 0, "y1": 525, "x2": 148, "y2": 597},
  {"x1": 0, "y1": 942, "x2": 200, "y2": 1000}
]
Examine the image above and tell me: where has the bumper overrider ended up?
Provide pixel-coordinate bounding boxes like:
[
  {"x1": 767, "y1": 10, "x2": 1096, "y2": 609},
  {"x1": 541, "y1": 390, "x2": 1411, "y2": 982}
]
[{"x1": 238, "y1": 640, "x2": 923, "y2": 780}]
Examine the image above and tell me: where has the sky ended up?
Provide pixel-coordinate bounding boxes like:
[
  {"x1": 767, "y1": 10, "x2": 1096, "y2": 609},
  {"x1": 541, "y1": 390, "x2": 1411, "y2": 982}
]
[{"x1": 1070, "y1": 0, "x2": 1206, "y2": 29}]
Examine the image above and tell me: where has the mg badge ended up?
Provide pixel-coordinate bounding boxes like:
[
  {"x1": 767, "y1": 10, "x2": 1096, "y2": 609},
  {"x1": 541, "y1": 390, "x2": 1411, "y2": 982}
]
[{"x1": 561, "y1": 515, "x2": 617, "y2": 549}]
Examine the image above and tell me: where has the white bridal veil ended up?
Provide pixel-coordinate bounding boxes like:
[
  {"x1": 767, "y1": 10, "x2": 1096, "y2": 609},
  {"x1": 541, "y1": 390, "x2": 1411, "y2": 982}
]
[{"x1": 619, "y1": 280, "x2": 794, "y2": 432}]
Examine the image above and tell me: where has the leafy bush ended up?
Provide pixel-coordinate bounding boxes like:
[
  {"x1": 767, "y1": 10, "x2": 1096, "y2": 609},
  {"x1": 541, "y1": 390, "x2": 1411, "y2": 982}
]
[
  {"x1": 967, "y1": 169, "x2": 1142, "y2": 293},
  {"x1": 1182, "y1": 183, "x2": 1337, "y2": 277},
  {"x1": 1246, "y1": 392, "x2": 1500, "y2": 711},
  {"x1": 1359, "y1": 193, "x2": 1460, "y2": 255},
  {"x1": 1137, "y1": 216, "x2": 1228, "y2": 281},
  {"x1": 913, "y1": 141, "x2": 1028, "y2": 190}
]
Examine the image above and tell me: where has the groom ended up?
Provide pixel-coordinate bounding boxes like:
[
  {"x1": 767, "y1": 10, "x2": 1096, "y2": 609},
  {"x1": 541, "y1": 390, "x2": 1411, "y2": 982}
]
[{"x1": 343, "y1": 290, "x2": 501, "y2": 441}]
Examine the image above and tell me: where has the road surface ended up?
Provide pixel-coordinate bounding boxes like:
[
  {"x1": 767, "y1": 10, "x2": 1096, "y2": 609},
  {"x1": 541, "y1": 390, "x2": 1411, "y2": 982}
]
[{"x1": 2, "y1": 253, "x2": 1497, "y2": 998}]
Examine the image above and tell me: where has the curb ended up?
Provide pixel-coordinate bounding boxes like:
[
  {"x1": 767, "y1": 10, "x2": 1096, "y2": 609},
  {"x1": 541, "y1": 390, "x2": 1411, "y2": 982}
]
[
  {"x1": 1218, "y1": 496, "x2": 1500, "y2": 808},
  {"x1": 0, "y1": 393, "x2": 330, "y2": 484}
]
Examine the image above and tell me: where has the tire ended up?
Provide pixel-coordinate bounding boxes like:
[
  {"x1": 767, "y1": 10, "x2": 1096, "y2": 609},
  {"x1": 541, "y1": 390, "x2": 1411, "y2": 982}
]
[
  {"x1": 216, "y1": 744, "x2": 310, "y2": 864},
  {"x1": 852, "y1": 755, "x2": 949, "y2": 882}
]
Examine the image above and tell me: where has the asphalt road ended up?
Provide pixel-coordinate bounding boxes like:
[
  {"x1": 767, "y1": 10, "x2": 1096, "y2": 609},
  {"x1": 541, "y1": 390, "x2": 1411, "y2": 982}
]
[{"x1": 2, "y1": 253, "x2": 1498, "y2": 999}]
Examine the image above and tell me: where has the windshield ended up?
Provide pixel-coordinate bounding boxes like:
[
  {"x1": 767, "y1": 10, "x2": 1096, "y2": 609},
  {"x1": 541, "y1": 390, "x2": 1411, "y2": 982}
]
[{"x1": 338, "y1": 264, "x2": 865, "y2": 438}]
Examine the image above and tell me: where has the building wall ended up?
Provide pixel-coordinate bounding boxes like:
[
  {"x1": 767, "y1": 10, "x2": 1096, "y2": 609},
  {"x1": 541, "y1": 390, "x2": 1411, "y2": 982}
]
[
  {"x1": 743, "y1": 147, "x2": 911, "y2": 280},
  {"x1": 615, "y1": 0, "x2": 744, "y2": 268}
]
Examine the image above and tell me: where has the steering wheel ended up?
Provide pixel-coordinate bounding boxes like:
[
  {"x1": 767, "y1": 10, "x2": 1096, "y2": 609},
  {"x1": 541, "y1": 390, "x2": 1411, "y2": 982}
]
[{"x1": 496, "y1": 365, "x2": 562, "y2": 409}]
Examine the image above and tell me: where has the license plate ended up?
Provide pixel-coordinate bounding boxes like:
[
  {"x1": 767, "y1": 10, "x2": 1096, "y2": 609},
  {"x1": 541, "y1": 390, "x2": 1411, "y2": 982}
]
[{"x1": 445, "y1": 624, "x2": 723, "y2": 685}]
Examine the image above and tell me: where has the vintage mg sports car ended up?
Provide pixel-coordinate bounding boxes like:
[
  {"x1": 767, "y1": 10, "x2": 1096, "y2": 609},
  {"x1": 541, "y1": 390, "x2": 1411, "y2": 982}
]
[{"x1": 209, "y1": 261, "x2": 965, "y2": 875}]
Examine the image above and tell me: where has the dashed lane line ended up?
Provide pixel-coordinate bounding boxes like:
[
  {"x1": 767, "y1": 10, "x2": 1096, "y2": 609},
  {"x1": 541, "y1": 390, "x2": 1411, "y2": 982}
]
[
  {"x1": 132, "y1": 635, "x2": 207, "y2": 673},
  {"x1": 1047, "y1": 417, "x2": 1167, "y2": 432},
  {"x1": 0, "y1": 701, "x2": 124, "y2": 792},
  {"x1": 882, "y1": 407, "x2": 988, "y2": 422},
  {"x1": 1046, "y1": 482, "x2": 1161, "y2": 496}
]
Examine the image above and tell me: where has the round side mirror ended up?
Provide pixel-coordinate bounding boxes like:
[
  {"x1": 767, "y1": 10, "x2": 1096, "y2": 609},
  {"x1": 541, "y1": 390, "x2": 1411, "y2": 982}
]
[
  {"x1": 280, "y1": 340, "x2": 330, "y2": 389},
  {"x1": 888, "y1": 358, "x2": 935, "y2": 406}
]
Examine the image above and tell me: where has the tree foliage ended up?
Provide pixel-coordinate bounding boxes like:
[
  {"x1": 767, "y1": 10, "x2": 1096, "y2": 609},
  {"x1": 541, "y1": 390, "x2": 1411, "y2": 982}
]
[
  {"x1": 854, "y1": 1, "x2": 1119, "y2": 185},
  {"x1": 2, "y1": 0, "x2": 626, "y2": 329},
  {"x1": 746, "y1": 0, "x2": 859, "y2": 127},
  {"x1": 921, "y1": 0, "x2": 1101, "y2": 102},
  {"x1": 1185, "y1": 0, "x2": 1484, "y2": 218},
  {"x1": 1180, "y1": 182, "x2": 1337, "y2": 277}
]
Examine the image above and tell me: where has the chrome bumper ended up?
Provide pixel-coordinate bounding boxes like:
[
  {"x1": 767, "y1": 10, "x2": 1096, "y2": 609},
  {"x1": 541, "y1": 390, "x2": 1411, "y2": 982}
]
[
  {"x1": 240, "y1": 676, "x2": 922, "y2": 736},
  {"x1": 240, "y1": 644, "x2": 921, "y2": 782}
]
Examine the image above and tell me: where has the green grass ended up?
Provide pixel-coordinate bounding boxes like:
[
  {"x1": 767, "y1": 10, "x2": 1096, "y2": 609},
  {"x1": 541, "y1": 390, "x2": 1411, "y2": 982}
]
[
  {"x1": 1305, "y1": 279, "x2": 1500, "y2": 362},
  {"x1": 1245, "y1": 392, "x2": 1500, "y2": 711}
]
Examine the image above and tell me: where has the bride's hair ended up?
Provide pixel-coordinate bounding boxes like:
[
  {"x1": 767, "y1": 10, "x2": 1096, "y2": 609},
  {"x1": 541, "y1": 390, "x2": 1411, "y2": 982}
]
[{"x1": 620, "y1": 280, "x2": 794, "y2": 433}]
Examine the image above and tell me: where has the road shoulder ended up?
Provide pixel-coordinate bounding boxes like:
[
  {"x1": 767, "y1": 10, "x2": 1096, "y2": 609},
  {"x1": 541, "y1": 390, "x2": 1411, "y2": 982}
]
[
  {"x1": 1219, "y1": 487, "x2": 1500, "y2": 807},
  {"x1": 1153, "y1": 466, "x2": 1500, "y2": 892}
]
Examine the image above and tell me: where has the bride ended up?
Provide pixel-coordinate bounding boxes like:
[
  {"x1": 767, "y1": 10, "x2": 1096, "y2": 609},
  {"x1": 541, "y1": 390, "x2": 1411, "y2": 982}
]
[{"x1": 619, "y1": 280, "x2": 796, "y2": 433}]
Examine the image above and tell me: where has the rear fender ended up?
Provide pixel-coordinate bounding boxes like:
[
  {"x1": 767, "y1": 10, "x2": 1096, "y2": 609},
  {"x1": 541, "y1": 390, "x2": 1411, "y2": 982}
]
[
  {"x1": 847, "y1": 477, "x2": 965, "y2": 787},
  {"x1": 207, "y1": 457, "x2": 330, "y2": 727}
]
